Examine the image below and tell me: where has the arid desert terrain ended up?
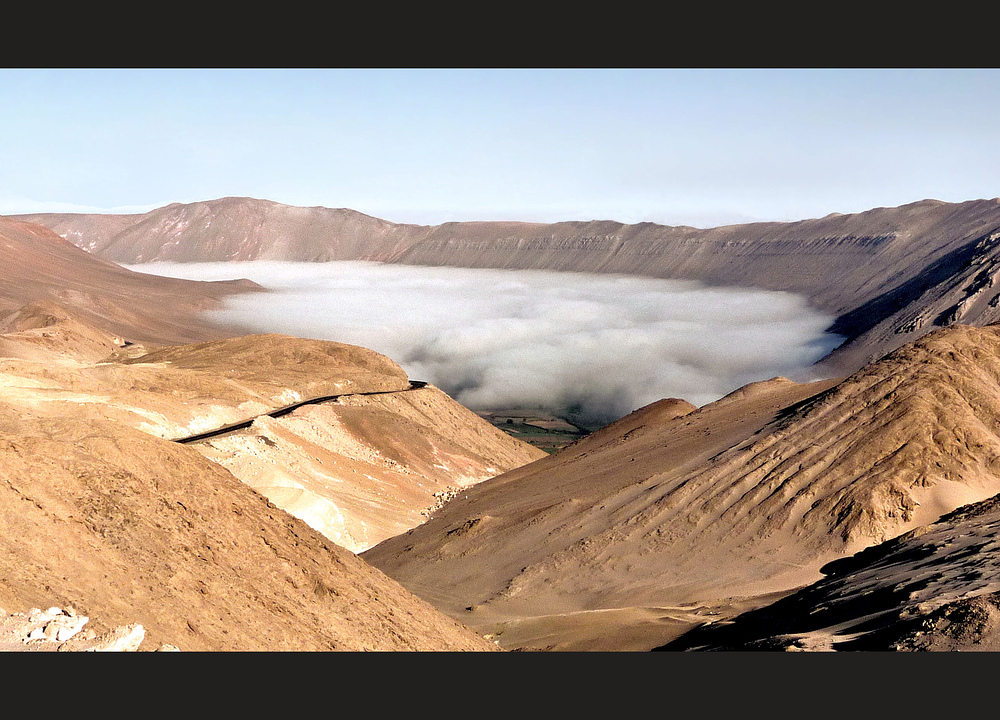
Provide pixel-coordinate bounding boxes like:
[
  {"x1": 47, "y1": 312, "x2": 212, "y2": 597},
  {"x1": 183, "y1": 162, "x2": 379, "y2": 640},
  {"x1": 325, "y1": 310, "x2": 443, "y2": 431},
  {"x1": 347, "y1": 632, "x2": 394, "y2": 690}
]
[{"x1": 6, "y1": 196, "x2": 1000, "y2": 651}]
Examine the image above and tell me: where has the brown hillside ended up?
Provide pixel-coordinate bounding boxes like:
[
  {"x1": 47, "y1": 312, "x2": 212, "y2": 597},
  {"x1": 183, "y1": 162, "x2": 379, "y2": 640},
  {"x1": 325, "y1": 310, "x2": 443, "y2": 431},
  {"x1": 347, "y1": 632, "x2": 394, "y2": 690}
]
[
  {"x1": 0, "y1": 404, "x2": 497, "y2": 650},
  {"x1": 363, "y1": 374, "x2": 842, "y2": 649},
  {"x1": 0, "y1": 319, "x2": 543, "y2": 556},
  {"x1": 364, "y1": 323, "x2": 1000, "y2": 650},
  {"x1": 16, "y1": 197, "x2": 429, "y2": 263},
  {"x1": 0, "y1": 315, "x2": 544, "y2": 650},
  {"x1": 193, "y1": 385, "x2": 546, "y2": 552},
  {"x1": 661, "y1": 493, "x2": 1000, "y2": 651},
  {"x1": 0, "y1": 216, "x2": 261, "y2": 346}
]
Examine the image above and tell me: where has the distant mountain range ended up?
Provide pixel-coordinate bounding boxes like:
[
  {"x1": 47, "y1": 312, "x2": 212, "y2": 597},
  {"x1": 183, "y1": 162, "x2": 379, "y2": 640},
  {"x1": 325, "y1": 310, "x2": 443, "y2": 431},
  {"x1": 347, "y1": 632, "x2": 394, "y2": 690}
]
[{"x1": 17, "y1": 195, "x2": 1000, "y2": 375}]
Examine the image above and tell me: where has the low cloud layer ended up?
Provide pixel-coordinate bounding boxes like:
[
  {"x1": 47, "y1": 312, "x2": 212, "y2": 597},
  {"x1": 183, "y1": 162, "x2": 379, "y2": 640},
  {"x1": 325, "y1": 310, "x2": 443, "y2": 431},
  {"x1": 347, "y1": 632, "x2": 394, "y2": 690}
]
[{"x1": 131, "y1": 261, "x2": 843, "y2": 428}]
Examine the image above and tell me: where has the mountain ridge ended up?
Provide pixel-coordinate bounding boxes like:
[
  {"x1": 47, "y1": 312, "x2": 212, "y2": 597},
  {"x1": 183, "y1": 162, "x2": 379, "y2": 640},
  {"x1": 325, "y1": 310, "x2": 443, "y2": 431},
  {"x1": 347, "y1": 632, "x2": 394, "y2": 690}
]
[
  {"x1": 0, "y1": 215, "x2": 263, "y2": 347},
  {"x1": 17, "y1": 195, "x2": 1000, "y2": 376}
]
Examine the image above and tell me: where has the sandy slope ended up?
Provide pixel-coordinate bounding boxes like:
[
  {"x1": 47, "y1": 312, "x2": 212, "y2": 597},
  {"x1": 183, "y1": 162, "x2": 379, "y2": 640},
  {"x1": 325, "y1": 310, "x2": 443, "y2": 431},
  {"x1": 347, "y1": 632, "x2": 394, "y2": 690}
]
[
  {"x1": 661, "y1": 494, "x2": 1000, "y2": 651},
  {"x1": 365, "y1": 323, "x2": 1000, "y2": 650},
  {"x1": 0, "y1": 404, "x2": 497, "y2": 650},
  {"x1": 0, "y1": 311, "x2": 541, "y2": 649},
  {"x1": 0, "y1": 316, "x2": 542, "y2": 556},
  {"x1": 0, "y1": 216, "x2": 261, "y2": 346},
  {"x1": 363, "y1": 377, "x2": 843, "y2": 648},
  {"x1": 192, "y1": 384, "x2": 546, "y2": 552}
]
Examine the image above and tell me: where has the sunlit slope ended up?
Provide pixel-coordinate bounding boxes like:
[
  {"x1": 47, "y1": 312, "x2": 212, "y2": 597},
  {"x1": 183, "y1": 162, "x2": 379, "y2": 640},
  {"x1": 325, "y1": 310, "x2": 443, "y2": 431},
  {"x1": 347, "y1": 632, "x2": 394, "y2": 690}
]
[
  {"x1": 364, "y1": 323, "x2": 1000, "y2": 649},
  {"x1": 362, "y1": 377, "x2": 841, "y2": 643},
  {"x1": 0, "y1": 216, "x2": 260, "y2": 346},
  {"x1": 15, "y1": 196, "x2": 428, "y2": 263},
  {"x1": 0, "y1": 404, "x2": 498, "y2": 651},
  {"x1": 0, "y1": 319, "x2": 544, "y2": 554},
  {"x1": 192, "y1": 383, "x2": 546, "y2": 552}
]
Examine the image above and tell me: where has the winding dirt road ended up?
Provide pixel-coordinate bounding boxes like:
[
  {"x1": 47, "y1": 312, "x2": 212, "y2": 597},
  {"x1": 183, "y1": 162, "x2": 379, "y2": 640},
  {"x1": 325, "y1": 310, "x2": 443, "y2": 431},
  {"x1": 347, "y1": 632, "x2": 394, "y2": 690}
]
[{"x1": 172, "y1": 380, "x2": 428, "y2": 444}]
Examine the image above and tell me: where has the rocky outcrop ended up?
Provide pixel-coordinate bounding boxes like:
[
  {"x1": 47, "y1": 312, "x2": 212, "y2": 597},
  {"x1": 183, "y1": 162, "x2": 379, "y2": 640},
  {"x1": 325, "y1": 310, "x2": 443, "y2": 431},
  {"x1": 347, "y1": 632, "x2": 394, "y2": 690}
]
[
  {"x1": 660, "y1": 494, "x2": 1000, "y2": 651},
  {"x1": 0, "y1": 606, "x2": 166, "y2": 652}
]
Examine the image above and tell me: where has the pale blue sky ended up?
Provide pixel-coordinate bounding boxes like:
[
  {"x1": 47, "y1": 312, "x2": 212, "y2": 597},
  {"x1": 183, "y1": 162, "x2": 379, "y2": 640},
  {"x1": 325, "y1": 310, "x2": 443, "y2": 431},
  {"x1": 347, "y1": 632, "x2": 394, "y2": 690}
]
[{"x1": 3, "y1": 68, "x2": 999, "y2": 227}]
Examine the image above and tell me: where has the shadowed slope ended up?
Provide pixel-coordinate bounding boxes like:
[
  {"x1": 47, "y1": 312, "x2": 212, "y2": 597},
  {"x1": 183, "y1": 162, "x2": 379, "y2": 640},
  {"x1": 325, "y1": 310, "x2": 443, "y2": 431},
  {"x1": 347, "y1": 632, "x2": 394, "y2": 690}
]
[{"x1": 660, "y1": 494, "x2": 1000, "y2": 651}]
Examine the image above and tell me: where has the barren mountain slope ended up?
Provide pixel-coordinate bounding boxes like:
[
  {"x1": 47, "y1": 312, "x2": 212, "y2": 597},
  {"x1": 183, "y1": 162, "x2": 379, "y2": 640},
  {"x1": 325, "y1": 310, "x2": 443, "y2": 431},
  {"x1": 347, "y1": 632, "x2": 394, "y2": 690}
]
[
  {"x1": 365, "y1": 323, "x2": 1000, "y2": 650},
  {"x1": 0, "y1": 300, "x2": 132, "y2": 363},
  {"x1": 22, "y1": 196, "x2": 1000, "y2": 375},
  {"x1": 392, "y1": 199, "x2": 1000, "y2": 311},
  {"x1": 0, "y1": 320, "x2": 543, "y2": 555},
  {"x1": 193, "y1": 385, "x2": 546, "y2": 552},
  {"x1": 13, "y1": 211, "x2": 146, "y2": 255},
  {"x1": 0, "y1": 216, "x2": 261, "y2": 346},
  {"x1": 15, "y1": 197, "x2": 430, "y2": 263},
  {"x1": 363, "y1": 377, "x2": 843, "y2": 649},
  {"x1": 0, "y1": 403, "x2": 497, "y2": 651},
  {"x1": 661, "y1": 494, "x2": 1000, "y2": 651}
]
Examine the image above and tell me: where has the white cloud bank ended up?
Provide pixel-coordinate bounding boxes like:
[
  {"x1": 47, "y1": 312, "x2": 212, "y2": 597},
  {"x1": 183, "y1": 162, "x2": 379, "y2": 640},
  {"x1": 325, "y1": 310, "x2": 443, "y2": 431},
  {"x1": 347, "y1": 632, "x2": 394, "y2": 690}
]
[{"x1": 131, "y1": 261, "x2": 843, "y2": 428}]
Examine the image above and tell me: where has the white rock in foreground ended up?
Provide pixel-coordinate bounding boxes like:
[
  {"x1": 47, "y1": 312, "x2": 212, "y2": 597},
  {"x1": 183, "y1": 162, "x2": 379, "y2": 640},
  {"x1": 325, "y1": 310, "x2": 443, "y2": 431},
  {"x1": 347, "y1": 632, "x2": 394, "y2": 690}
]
[{"x1": 0, "y1": 606, "x2": 172, "y2": 652}]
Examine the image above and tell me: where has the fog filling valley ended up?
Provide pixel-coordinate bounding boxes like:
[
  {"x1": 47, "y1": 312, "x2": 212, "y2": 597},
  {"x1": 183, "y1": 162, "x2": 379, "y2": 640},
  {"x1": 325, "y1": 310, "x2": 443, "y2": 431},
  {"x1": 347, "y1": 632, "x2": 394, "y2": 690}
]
[{"x1": 132, "y1": 262, "x2": 843, "y2": 429}]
